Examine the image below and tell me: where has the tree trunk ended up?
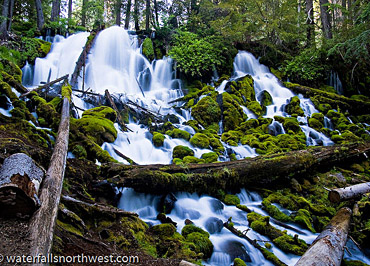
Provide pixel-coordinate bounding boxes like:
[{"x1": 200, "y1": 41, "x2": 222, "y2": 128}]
[
  {"x1": 329, "y1": 182, "x2": 370, "y2": 203},
  {"x1": 319, "y1": 0, "x2": 333, "y2": 39},
  {"x1": 134, "y1": 0, "x2": 140, "y2": 31},
  {"x1": 305, "y1": 0, "x2": 315, "y2": 47},
  {"x1": 70, "y1": 30, "x2": 99, "y2": 89},
  {"x1": 35, "y1": 0, "x2": 45, "y2": 31},
  {"x1": 104, "y1": 89, "x2": 131, "y2": 132},
  {"x1": 0, "y1": 0, "x2": 10, "y2": 39},
  {"x1": 82, "y1": 0, "x2": 88, "y2": 27},
  {"x1": 68, "y1": 0, "x2": 73, "y2": 20},
  {"x1": 101, "y1": 142, "x2": 370, "y2": 195},
  {"x1": 124, "y1": 0, "x2": 132, "y2": 29},
  {"x1": 29, "y1": 84, "x2": 71, "y2": 262},
  {"x1": 115, "y1": 0, "x2": 121, "y2": 26},
  {"x1": 153, "y1": 0, "x2": 159, "y2": 27},
  {"x1": 0, "y1": 153, "x2": 45, "y2": 218},
  {"x1": 284, "y1": 82, "x2": 370, "y2": 115},
  {"x1": 145, "y1": 0, "x2": 150, "y2": 31},
  {"x1": 295, "y1": 207, "x2": 352, "y2": 266},
  {"x1": 51, "y1": 0, "x2": 61, "y2": 22},
  {"x1": 7, "y1": 0, "x2": 14, "y2": 31}
]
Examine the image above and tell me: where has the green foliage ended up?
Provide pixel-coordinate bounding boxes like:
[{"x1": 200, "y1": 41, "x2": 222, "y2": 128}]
[
  {"x1": 169, "y1": 31, "x2": 222, "y2": 77},
  {"x1": 166, "y1": 128, "x2": 191, "y2": 141},
  {"x1": 21, "y1": 37, "x2": 51, "y2": 64},
  {"x1": 142, "y1": 38, "x2": 155, "y2": 62}
]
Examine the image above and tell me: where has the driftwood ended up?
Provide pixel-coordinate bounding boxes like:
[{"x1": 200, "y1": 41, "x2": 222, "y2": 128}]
[
  {"x1": 101, "y1": 142, "x2": 370, "y2": 195},
  {"x1": 72, "y1": 88, "x2": 102, "y2": 97},
  {"x1": 284, "y1": 82, "x2": 370, "y2": 115},
  {"x1": 113, "y1": 147, "x2": 138, "y2": 165},
  {"x1": 0, "y1": 153, "x2": 45, "y2": 218},
  {"x1": 70, "y1": 31, "x2": 99, "y2": 89},
  {"x1": 28, "y1": 84, "x2": 71, "y2": 263},
  {"x1": 179, "y1": 261, "x2": 198, "y2": 266},
  {"x1": 295, "y1": 207, "x2": 352, "y2": 266},
  {"x1": 328, "y1": 182, "x2": 370, "y2": 203},
  {"x1": 224, "y1": 221, "x2": 287, "y2": 266},
  {"x1": 21, "y1": 74, "x2": 69, "y2": 98},
  {"x1": 104, "y1": 89, "x2": 131, "y2": 132},
  {"x1": 126, "y1": 99, "x2": 164, "y2": 122}
]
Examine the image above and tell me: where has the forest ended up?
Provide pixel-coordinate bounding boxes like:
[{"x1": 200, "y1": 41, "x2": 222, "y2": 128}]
[{"x1": 0, "y1": 0, "x2": 370, "y2": 265}]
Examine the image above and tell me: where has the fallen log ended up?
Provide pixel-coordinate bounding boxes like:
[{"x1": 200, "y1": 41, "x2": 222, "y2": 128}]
[
  {"x1": 0, "y1": 153, "x2": 45, "y2": 218},
  {"x1": 72, "y1": 88, "x2": 102, "y2": 97},
  {"x1": 284, "y1": 82, "x2": 370, "y2": 115},
  {"x1": 295, "y1": 207, "x2": 352, "y2": 266},
  {"x1": 101, "y1": 142, "x2": 370, "y2": 195},
  {"x1": 328, "y1": 182, "x2": 370, "y2": 203},
  {"x1": 29, "y1": 83, "x2": 71, "y2": 263},
  {"x1": 224, "y1": 221, "x2": 287, "y2": 266},
  {"x1": 126, "y1": 99, "x2": 164, "y2": 122},
  {"x1": 70, "y1": 30, "x2": 99, "y2": 89},
  {"x1": 104, "y1": 89, "x2": 131, "y2": 132},
  {"x1": 113, "y1": 147, "x2": 138, "y2": 165},
  {"x1": 20, "y1": 74, "x2": 69, "y2": 98}
]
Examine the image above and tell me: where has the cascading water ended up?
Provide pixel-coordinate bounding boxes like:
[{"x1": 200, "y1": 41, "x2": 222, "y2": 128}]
[{"x1": 21, "y1": 61, "x2": 33, "y2": 86}]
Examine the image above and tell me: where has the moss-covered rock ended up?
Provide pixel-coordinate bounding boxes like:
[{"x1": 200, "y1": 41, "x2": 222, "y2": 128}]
[
  {"x1": 283, "y1": 117, "x2": 302, "y2": 133},
  {"x1": 186, "y1": 232, "x2": 213, "y2": 258},
  {"x1": 259, "y1": 90, "x2": 273, "y2": 115},
  {"x1": 221, "y1": 92, "x2": 245, "y2": 131},
  {"x1": 173, "y1": 145, "x2": 194, "y2": 159},
  {"x1": 21, "y1": 37, "x2": 51, "y2": 64},
  {"x1": 224, "y1": 194, "x2": 240, "y2": 205},
  {"x1": 183, "y1": 156, "x2": 205, "y2": 164},
  {"x1": 182, "y1": 224, "x2": 210, "y2": 238},
  {"x1": 221, "y1": 130, "x2": 242, "y2": 146},
  {"x1": 293, "y1": 209, "x2": 315, "y2": 232},
  {"x1": 286, "y1": 96, "x2": 304, "y2": 117},
  {"x1": 191, "y1": 96, "x2": 221, "y2": 129},
  {"x1": 153, "y1": 132, "x2": 165, "y2": 147},
  {"x1": 142, "y1": 37, "x2": 155, "y2": 62},
  {"x1": 209, "y1": 137, "x2": 224, "y2": 154},
  {"x1": 201, "y1": 152, "x2": 218, "y2": 163},
  {"x1": 166, "y1": 128, "x2": 191, "y2": 141},
  {"x1": 190, "y1": 133, "x2": 210, "y2": 149}
]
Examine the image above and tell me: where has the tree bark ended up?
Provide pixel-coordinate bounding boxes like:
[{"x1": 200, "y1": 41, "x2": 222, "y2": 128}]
[
  {"x1": 35, "y1": 0, "x2": 45, "y2": 31},
  {"x1": 0, "y1": 0, "x2": 10, "y2": 39},
  {"x1": 7, "y1": 0, "x2": 14, "y2": 31},
  {"x1": 29, "y1": 84, "x2": 71, "y2": 263},
  {"x1": 329, "y1": 182, "x2": 370, "y2": 203},
  {"x1": 51, "y1": 0, "x2": 61, "y2": 22},
  {"x1": 305, "y1": 0, "x2": 315, "y2": 47},
  {"x1": 101, "y1": 142, "x2": 370, "y2": 195},
  {"x1": 82, "y1": 0, "x2": 88, "y2": 27},
  {"x1": 124, "y1": 0, "x2": 132, "y2": 29},
  {"x1": 70, "y1": 30, "x2": 99, "y2": 89},
  {"x1": 134, "y1": 0, "x2": 140, "y2": 31},
  {"x1": 104, "y1": 89, "x2": 131, "y2": 132},
  {"x1": 295, "y1": 207, "x2": 352, "y2": 266},
  {"x1": 68, "y1": 0, "x2": 73, "y2": 21},
  {"x1": 0, "y1": 153, "x2": 45, "y2": 218},
  {"x1": 115, "y1": 0, "x2": 121, "y2": 26},
  {"x1": 153, "y1": 0, "x2": 159, "y2": 27},
  {"x1": 145, "y1": 0, "x2": 150, "y2": 31},
  {"x1": 319, "y1": 0, "x2": 333, "y2": 39},
  {"x1": 21, "y1": 74, "x2": 69, "y2": 98},
  {"x1": 284, "y1": 82, "x2": 370, "y2": 115}
]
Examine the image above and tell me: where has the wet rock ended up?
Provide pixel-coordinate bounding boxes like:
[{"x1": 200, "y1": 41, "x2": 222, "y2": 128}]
[
  {"x1": 164, "y1": 114, "x2": 180, "y2": 124},
  {"x1": 209, "y1": 199, "x2": 224, "y2": 213},
  {"x1": 205, "y1": 217, "x2": 223, "y2": 234},
  {"x1": 175, "y1": 207, "x2": 201, "y2": 220},
  {"x1": 185, "y1": 219, "x2": 193, "y2": 225},
  {"x1": 160, "y1": 193, "x2": 177, "y2": 214},
  {"x1": 157, "y1": 213, "x2": 177, "y2": 227},
  {"x1": 91, "y1": 180, "x2": 119, "y2": 206},
  {"x1": 221, "y1": 240, "x2": 251, "y2": 262}
]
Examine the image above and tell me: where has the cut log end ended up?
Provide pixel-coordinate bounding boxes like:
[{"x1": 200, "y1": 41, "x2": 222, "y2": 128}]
[
  {"x1": 328, "y1": 190, "x2": 341, "y2": 203},
  {"x1": 0, "y1": 186, "x2": 38, "y2": 218}
]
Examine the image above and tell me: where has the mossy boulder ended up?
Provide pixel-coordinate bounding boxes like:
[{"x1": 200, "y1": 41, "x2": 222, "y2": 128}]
[
  {"x1": 173, "y1": 145, "x2": 194, "y2": 159},
  {"x1": 21, "y1": 37, "x2": 51, "y2": 64},
  {"x1": 190, "y1": 133, "x2": 210, "y2": 149},
  {"x1": 142, "y1": 37, "x2": 155, "y2": 62},
  {"x1": 224, "y1": 194, "x2": 240, "y2": 205},
  {"x1": 166, "y1": 128, "x2": 191, "y2": 141},
  {"x1": 233, "y1": 258, "x2": 247, "y2": 266},
  {"x1": 153, "y1": 132, "x2": 165, "y2": 147},
  {"x1": 182, "y1": 224, "x2": 210, "y2": 238},
  {"x1": 283, "y1": 117, "x2": 302, "y2": 133},
  {"x1": 228, "y1": 75, "x2": 256, "y2": 102},
  {"x1": 75, "y1": 106, "x2": 117, "y2": 145},
  {"x1": 201, "y1": 152, "x2": 218, "y2": 163},
  {"x1": 286, "y1": 96, "x2": 304, "y2": 117},
  {"x1": 259, "y1": 90, "x2": 273, "y2": 115},
  {"x1": 293, "y1": 209, "x2": 315, "y2": 232},
  {"x1": 183, "y1": 156, "x2": 205, "y2": 164},
  {"x1": 186, "y1": 232, "x2": 213, "y2": 259},
  {"x1": 209, "y1": 137, "x2": 224, "y2": 154},
  {"x1": 221, "y1": 92, "x2": 245, "y2": 131},
  {"x1": 247, "y1": 101, "x2": 263, "y2": 117},
  {"x1": 191, "y1": 96, "x2": 221, "y2": 129}
]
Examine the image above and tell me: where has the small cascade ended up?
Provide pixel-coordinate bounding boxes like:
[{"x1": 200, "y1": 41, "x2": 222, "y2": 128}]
[
  {"x1": 21, "y1": 61, "x2": 33, "y2": 86},
  {"x1": 329, "y1": 71, "x2": 344, "y2": 95},
  {"x1": 301, "y1": 126, "x2": 334, "y2": 146}
]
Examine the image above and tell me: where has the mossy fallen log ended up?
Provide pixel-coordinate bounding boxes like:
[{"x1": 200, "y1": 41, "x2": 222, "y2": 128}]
[
  {"x1": 29, "y1": 83, "x2": 71, "y2": 263},
  {"x1": 295, "y1": 207, "x2": 352, "y2": 266},
  {"x1": 0, "y1": 153, "x2": 45, "y2": 218},
  {"x1": 328, "y1": 182, "x2": 370, "y2": 203},
  {"x1": 20, "y1": 74, "x2": 69, "y2": 98},
  {"x1": 101, "y1": 142, "x2": 370, "y2": 195},
  {"x1": 284, "y1": 82, "x2": 370, "y2": 115}
]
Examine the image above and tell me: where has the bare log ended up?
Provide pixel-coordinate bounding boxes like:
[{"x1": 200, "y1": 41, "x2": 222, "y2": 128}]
[
  {"x1": 101, "y1": 142, "x2": 370, "y2": 195},
  {"x1": 113, "y1": 147, "x2": 137, "y2": 165},
  {"x1": 295, "y1": 207, "x2": 352, "y2": 266},
  {"x1": 20, "y1": 74, "x2": 69, "y2": 98},
  {"x1": 126, "y1": 99, "x2": 164, "y2": 122},
  {"x1": 29, "y1": 84, "x2": 71, "y2": 263},
  {"x1": 224, "y1": 221, "x2": 287, "y2": 266},
  {"x1": 72, "y1": 88, "x2": 102, "y2": 97},
  {"x1": 0, "y1": 153, "x2": 45, "y2": 218},
  {"x1": 70, "y1": 31, "x2": 99, "y2": 89},
  {"x1": 284, "y1": 82, "x2": 370, "y2": 115},
  {"x1": 179, "y1": 261, "x2": 198, "y2": 266},
  {"x1": 104, "y1": 89, "x2": 131, "y2": 132},
  {"x1": 328, "y1": 182, "x2": 370, "y2": 203}
]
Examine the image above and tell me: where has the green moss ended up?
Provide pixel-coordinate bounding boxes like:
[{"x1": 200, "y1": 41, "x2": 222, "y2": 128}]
[
  {"x1": 221, "y1": 130, "x2": 242, "y2": 146},
  {"x1": 182, "y1": 224, "x2": 210, "y2": 238},
  {"x1": 259, "y1": 90, "x2": 273, "y2": 115},
  {"x1": 221, "y1": 92, "x2": 245, "y2": 131},
  {"x1": 166, "y1": 128, "x2": 191, "y2": 141},
  {"x1": 209, "y1": 137, "x2": 224, "y2": 154},
  {"x1": 308, "y1": 117, "x2": 323, "y2": 131},
  {"x1": 247, "y1": 101, "x2": 263, "y2": 117},
  {"x1": 72, "y1": 145, "x2": 87, "y2": 159},
  {"x1": 293, "y1": 209, "x2": 315, "y2": 232},
  {"x1": 186, "y1": 232, "x2": 213, "y2": 259},
  {"x1": 61, "y1": 84, "x2": 72, "y2": 102},
  {"x1": 264, "y1": 242, "x2": 272, "y2": 249},
  {"x1": 272, "y1": 234, "x2": 307, "y2": 255},
  {"x1": 200, "y1": 152, "x2": 218, "y2": 163},
  {"x1": 286, "y1": 96, "x2": 304, "y2": 117},
  {"x1": 224, "y1": 194, "x2": 240, "y2": 205},
  {"x1": 190, "y1": 133, "x2": 210, "y2": 149},
  {"x1": 142, "y1": 37, "x2": 155, "y2": 62},
  {"x1": 173, "y1": 145, "x2": 194, "y2": 159},
  {"x1": 183, "y1": 156, "x2": 205, "y2": 164},
  {"x1": 283, "y1": 117, "x2": 302, "y2": 133},
  {"x1": 151, "y1": 223, "x2": 177, "y2": 237},
  {"x1": 57, "y1": 220, "x2": 83, "y2": 236},
  {"x1": 342, "y1": 260, "x2": 370, "y2": 266},
  {"x1": 21, "y1": 37, "x2": 51, "y2": 64},
  {"x1": 191, "y1": 96, "x2": 221, "y2": 129},
  {"x1": 153, "y1": 132, "x2": 165, "y2": 147},
  {"x1": 233, "y1": 258, "x2": 247, "y2": 266}
]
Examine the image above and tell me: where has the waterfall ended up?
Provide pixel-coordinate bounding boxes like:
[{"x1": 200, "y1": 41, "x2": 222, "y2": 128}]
[
  {"x1": 329, "y1": 70, "x2": 344, "y2": 95},
  {"x1": 21, "y1": 61, "x2": 33, "y2": 86}
]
